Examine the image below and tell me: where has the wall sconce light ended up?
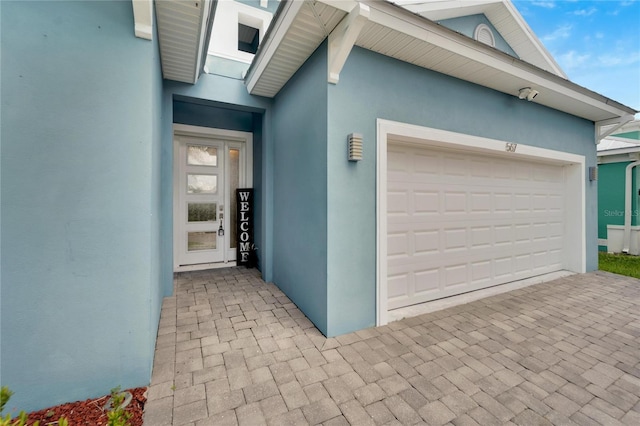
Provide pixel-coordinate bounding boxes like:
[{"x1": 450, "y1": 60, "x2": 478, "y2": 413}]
[
  {"x1": 518, "y1": 87, "x2": 539, "y2": 101},
  {"x1": 589, "y1": 166, "x2": 598, "y2": 181},
  {"x1": 348, "y1": 133, "x2": 363, "y2": 161}
]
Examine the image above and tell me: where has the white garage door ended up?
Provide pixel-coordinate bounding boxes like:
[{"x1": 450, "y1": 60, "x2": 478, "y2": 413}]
[{"x1": 387, "y1": 142, "x2": 566, "y2": 310}]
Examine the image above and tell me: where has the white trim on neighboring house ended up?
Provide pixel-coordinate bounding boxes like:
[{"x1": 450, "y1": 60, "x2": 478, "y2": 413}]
[
  {"x1": 595, "y1": 115, "x2": 635, "y2": 143},
  {"x1": 375, "y1": 119, "x2": 586, "y2": 326}
]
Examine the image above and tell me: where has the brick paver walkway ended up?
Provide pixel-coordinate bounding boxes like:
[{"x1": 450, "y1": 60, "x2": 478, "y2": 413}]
[{"x1": 143, "y1": 268, "x2": 640, "y2": 425}]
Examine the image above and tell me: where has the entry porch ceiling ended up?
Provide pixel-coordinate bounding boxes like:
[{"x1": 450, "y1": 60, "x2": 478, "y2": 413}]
[{"x1": 246, "y1": 0, "x2": 637, "y2": 122}]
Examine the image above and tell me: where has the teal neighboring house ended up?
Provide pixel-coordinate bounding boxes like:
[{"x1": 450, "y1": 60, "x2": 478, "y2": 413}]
[
  {"x1": 597, "y1": 121, "x2": 640, "y2": 254},
  {"x1": 2, "y1": 0, "x2": 637, "y2": 413}
]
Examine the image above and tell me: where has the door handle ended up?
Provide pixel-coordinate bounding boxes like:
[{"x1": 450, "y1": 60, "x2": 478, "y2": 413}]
[{"x1": 218, "y1": 218, "x2": 224, "y2": 236}]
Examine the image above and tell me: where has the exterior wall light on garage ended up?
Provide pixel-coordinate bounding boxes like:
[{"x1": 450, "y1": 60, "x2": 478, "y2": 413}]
[
  {"x1": 348, "y1": 133, "x2": 363, "y2": 161},
  {"x1": 589, "y1": 166, "x2": 598, "y2": 181},
  {"x1": 518, "y1": 87, "x2": 539, "y2": 101}
]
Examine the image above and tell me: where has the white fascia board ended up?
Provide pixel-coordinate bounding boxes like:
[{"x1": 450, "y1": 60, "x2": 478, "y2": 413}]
[
  {"x1": 245, "y1": 0, "x2": 306, "y2": 94},
  {"x1": 318, "y1": 0, "x2": 358, "y2": 13},
  {"x1": 386, "y1": 1, "x2": 566, "y2": 78},
  {"x1": 608, "y1": 136, "x2": 640, "y2": 145},
  {"x1": 362, "y1": 0, "x2": 633, "y2": 119},
  {"x1": 598, "y1": 147, "x2": 640, "y2": 159},
  {"x1": 193, "y1": 0, "x2": 212, "y2": 84},
  {"x1": 132, "y1": 0, "x2": 153, "y2": 40},
  {"x1": 394, "y1": 0, "x2": 501, "y2": 16},
  {"x1": 502, "y1": 0, "x2": 566, "y2": 78}
]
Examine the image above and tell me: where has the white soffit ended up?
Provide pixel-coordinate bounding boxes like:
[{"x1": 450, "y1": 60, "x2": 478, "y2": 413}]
[
  {"x1": 246, "y1": 0, "x2": 636, "y2": 122},
  {"x1": 393, "y1": 0, "x2": 565, "y2": 77},
  {"x1": 246, "y1": 1, "x2": 347, "y2": 97},
  {"x1": 156, "y1": 0, "x2": 211, "y2": 84}
]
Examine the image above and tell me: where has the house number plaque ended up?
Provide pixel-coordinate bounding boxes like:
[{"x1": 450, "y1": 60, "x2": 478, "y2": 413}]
[{"x1": 236, "y1": 188, "x2": 254, "y2": 266}]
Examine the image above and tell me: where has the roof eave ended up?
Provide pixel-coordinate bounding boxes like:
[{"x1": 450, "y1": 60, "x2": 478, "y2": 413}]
[
  {"x1": 156, "y1": 0, "x2": 212, "y2": 84},
  {"x1": 245, "y1": 0, "x2": 637, "y2": 122},
  {"x1": 245, "y1": 0, "x2": 299, "y2": 95}
]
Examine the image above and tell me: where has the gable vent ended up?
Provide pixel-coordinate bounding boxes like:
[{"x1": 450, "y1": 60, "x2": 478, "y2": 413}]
[{"x1": 474, "y1": 24, "x2": 495, "y2": 47}]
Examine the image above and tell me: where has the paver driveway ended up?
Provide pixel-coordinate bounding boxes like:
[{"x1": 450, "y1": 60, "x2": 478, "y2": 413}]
[{"x1": 143, "y1": 268, "x2": 640, "y2": 425}]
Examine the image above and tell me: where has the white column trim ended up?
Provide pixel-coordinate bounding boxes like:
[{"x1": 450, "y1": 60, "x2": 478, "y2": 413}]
[
  {"x1": 327, "y1": 2, "x2": 370, "y2": 84},
  {"x1": 132, "y1": 0, "x2": 153, "y2": 40}
]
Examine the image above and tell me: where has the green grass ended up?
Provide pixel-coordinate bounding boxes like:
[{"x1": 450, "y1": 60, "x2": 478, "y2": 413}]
[{"x1": 598, "y1": 252, "x2": 640, "y2": 279}]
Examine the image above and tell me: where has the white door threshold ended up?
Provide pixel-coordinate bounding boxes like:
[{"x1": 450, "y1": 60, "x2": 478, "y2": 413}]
[
  {"x1": 387, "y1": 270, "x2": 575, "y2": 323},
  {"x1": 174, "y1": 261, "x2": 237, "y2": 273}
]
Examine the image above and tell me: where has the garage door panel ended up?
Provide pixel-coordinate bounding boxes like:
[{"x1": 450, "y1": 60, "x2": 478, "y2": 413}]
[
  {"x1": 414, "y1": 152, "x2": 441, "y2": 175},
  {"x1": 514, "y1": 194, "x2": 531, "y2": 211},
  {"x1": 442, "y1": 228, "x2": 467, "y2": 251},
  {"x1": 494, "y1": 193, "x2": 512, "y2": 212},
  {"x1": 471, "y1": 260, "x2": 492, "y2": 282},
  {"x1": 414, "y1": 230, "x2": 439, "y2": 254},
  {"x1": 387, "y1": 142, "x2": 567, "y2": 310},
  {"x1": 515, "y1": 224, "x2": 532, "y2": 243},
  {"x1": 386, "y1": 230, "x2": 562, "y2": 262},
  {"x1": 387, "y1": 231, "x2": 410, "y2": 259},
  {"x1": 387, "y1": 189, "x2": 409, "y2": 216},
  {"x1": 470, "y1": 193, "x2": 492, "y2": 212},
  {"x1": 443, "y1": 192, "x2": 467, "y2": 213},
  {"x1": 494, "y1": 256, "x2": 513, "y2": 277},
  {"x1": 414, "y1": 268, "x2": 440, "y2": 293},
  {"x1": 388, "y1": 272, "x2": 410, "y2": 299},
  {"x1": 471, "y1": 226, "x2": 492, "y2": 248},
  {"x1": 414, "y1": 191, "x2": 439, "y2": 214},
  {"x1": 444, "y1": 264, "x2": 467, "y2": 287}
]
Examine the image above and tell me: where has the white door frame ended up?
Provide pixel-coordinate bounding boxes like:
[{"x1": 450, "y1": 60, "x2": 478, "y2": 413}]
[
  {"x1": 173, "y1": 124, "x2": 253, "y2": 272},
  {"x1": 376, "y1": 119, "x2": 586, "y2": 326}
]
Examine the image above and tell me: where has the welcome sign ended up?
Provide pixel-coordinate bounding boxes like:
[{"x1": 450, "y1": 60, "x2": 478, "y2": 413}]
[{"x1": 236, "y1": 188, "x2": 254, "y2": 266}]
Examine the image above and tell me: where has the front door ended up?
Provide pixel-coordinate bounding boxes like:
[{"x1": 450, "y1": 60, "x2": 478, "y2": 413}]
[{"x1": 173, "y1": 126, "x2": 252, "y2": 271}]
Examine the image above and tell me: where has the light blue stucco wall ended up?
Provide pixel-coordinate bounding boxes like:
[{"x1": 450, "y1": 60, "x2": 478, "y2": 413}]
[
  {"x1": 149, "y1": 2, "x2": 165, "y2": 382},
  {"x1": 438, "y1": 14, "x2": 519, "y2": 58},
  {"x1": 1, "y1": 0, "x2": 163, "y2": 412},
  {"x1": 324, "y1": 46, "x2": 596, "y2": 336},
  {"x1": 271, "y1": 44, "x2": 329, "y2": 334}
]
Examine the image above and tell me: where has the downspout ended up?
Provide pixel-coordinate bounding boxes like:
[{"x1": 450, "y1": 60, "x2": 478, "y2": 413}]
[{"x1": 622, "y1": 160, "x2": 640, "y2": 253}]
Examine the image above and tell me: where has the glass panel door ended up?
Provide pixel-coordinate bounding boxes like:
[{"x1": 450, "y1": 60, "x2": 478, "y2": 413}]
[
  {"x1": 176, "y1": 138, "x2": 225, "y2": 266},
  {"x1": 173, "y1": 129, "x2": 251, "y2": 271}
]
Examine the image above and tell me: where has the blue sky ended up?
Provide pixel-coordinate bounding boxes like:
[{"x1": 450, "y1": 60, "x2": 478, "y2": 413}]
[{"x1": 512, "y1": 0, "x2": 640, "y2": 111}]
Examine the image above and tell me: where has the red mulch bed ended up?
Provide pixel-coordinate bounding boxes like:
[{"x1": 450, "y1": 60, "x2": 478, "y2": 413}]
[{"x1": 17, "y1": 387, "x2": 146, "y2": 426}]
